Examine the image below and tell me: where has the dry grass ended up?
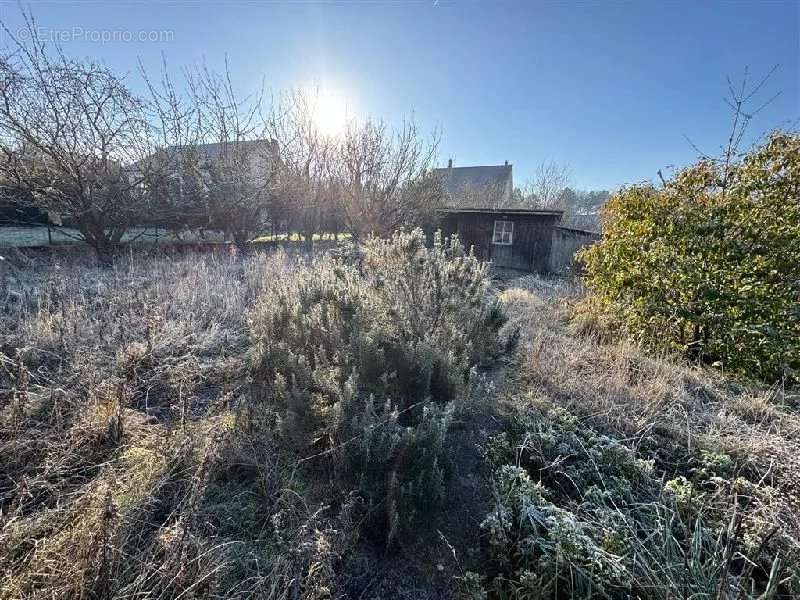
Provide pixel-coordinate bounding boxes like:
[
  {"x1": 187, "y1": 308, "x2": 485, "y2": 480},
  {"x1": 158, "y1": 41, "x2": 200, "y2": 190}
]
[
  {"x1": 0, "y1": 244, "x2": 498, "y2": 600},
  {"x1": 1, "y1": 251, "x2": 798, "y2": 599},
  {"x1": 0, "y1": 248, "x2": 312, "y2": 599},
  {"x1": 491, "y1": 274, "x2": 800, "y2": 595},
  {"x1": 500, "y1": 276, "x2": 800, "y2": 479}
]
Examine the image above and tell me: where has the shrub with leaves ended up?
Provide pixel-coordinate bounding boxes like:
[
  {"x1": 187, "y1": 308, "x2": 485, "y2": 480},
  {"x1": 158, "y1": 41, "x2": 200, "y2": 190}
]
[
  {"x1": 580, "y1": 132, "x2": 800, "y2": 381},
  {"x1": 478, "y1": 465, "x2": 631, "y2": 598},
  {"x1": 469, "y1": 401, "x2": 794, "y2": 600},
  {"x1": 249, "y1": 229, "x2": 503, "y2": 543}
]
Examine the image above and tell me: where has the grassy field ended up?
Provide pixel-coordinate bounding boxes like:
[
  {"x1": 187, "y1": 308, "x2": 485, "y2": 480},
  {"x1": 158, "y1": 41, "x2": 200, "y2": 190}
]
[
  {"x1": 0, "y1": 226, "x2": 226, "y2": 248},
  {"x1": 0, "y1": 226, "x2": 77, "y2": 247},
  {"x1": 0, "y1": 226, "x2": 350, "y2": 249},
  {"x1": 0, "y1": 241, "x2": 797, "y2": 599},
  {"x1": 253, "y1": 231, "x2": 351, "y2": 243}
]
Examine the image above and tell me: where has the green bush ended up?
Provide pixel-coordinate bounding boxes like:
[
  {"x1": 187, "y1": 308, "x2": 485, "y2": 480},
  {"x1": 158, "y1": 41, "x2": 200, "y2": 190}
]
[
  {"x1": 249, "y1": 229, "x2": 503, "y2": 543},
  {"x1": 580, "y1": 132, "x2": 800, "y2": 381},
  {"x1": 477, "y1": 464, "x2": 630, "y2": 598},
  {"x1": 469, "y1": 403, "x2": 790, "y2": 600}
]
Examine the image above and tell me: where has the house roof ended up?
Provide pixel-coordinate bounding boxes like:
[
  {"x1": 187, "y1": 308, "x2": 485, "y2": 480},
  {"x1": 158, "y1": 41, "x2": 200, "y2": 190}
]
[
  {"x1": 163, "y1": 139, "x2": 275, "y2": 159},
  {"x1": 437, "y1": 207, "x2": 564, "y2": 217},
  {"x1": 132, "y1": 139, "x2": 276, "y2": 172},
  {"x1": 433, "y1": 164, "x2": 513, "y2": 207}
]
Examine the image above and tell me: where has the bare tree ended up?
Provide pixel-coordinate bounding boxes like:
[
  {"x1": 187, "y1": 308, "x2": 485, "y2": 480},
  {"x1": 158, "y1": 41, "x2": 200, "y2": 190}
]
[
  {"x1": 684, "y1": 65, "x2": 781, "y2": 191},
  {"x1": 0, "y1": 10, "x2": 156, "y2": 260},
  {"x1": 183, "y1": 63, "x2": 276, "y2": 247},
  {"x1": 267, "y1": 89, "x2": 339, "y2": 250},
  {"x1": 336, "y1": 117, "x2": 442, "y2": 239},
  {"x1": 516, "y1": 161, "x2": 572, "y2": 210},
  {"x1": 136, "y1": 143, "x2": 210, "y2": 238},
  {"x1": 136, "y1": 60, "x2": 209, "y2": 238}
]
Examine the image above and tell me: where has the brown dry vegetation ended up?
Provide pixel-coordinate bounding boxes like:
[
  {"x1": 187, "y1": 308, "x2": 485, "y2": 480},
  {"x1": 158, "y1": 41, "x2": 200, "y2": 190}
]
[
  {"x1": 505, "y1": 277, "x2": 800, "y2": 495},
  {"x1": 0, "y1": 248, "x2": 279, "y2": 598},
  {"x1": 479, "y1": 276, "x2": 800, "y2": 598},
  {"x1": 0, "y1": 238, "x2": 503, "y2": 599},
  {"x1": 0, "y1": 244, "x2": 798, "y2": 599}
]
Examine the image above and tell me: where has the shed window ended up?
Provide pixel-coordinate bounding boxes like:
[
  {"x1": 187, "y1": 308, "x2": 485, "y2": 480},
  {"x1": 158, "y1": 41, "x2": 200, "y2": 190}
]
[{"x1": 492, "y1": 220, "x2": 513, "y2": 245}]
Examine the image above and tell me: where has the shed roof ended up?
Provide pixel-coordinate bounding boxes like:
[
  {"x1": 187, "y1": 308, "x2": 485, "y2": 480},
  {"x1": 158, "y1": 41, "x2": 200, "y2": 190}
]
[
  {"x1": 437, "y1": 207, "x2": 564, "y2": 217},
  {"x1": 554, "y1": 225, "x2": 600, "y2": 237}
]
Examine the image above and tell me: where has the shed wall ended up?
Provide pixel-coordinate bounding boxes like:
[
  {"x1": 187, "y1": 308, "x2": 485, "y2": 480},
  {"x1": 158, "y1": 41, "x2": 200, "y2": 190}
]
[
  {"x1": 440, "y1": 212, "x2": 560, "y2": 272},
  {"x1": 549, "y1": 226, "x2": 600, "y2": 272}
]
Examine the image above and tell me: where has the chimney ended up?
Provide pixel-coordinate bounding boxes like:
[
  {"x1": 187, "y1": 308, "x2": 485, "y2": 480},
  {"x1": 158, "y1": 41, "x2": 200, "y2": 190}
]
[
  {"x1": 447, "y1": 158, "x2": 453, "y2": 169},
  {"x1": 504, "y1": 160, "x2": 508, "y2": 166}
]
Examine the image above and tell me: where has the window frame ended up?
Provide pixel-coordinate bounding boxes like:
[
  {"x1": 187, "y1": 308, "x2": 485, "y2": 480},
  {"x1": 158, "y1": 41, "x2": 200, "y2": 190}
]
[{"x1": 492, "y1": 219, "x2": 514, "y2": 245}]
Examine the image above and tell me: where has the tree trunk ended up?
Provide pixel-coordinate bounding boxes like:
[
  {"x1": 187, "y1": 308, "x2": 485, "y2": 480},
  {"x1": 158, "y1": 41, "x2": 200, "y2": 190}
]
[
  {"x1": 80, "y1": 224, "x2": 115, "y2": 265},
  {"x1": 232, "y1": 229, "x2": 250, "y2": 253},
  {"x1": 92, "y1": 237, "x2": 114, "y2": 266}
]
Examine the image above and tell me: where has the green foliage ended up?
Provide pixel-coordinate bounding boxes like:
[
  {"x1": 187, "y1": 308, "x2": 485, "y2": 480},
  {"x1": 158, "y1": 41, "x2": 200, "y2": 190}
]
[
  {"x1": 476, "y1": 404, "x2": 654, "y2": 598},
  {"x1": 249, "y1": 229, "x2": 503, "y2": 543},
  {"x1": 580, "y1": 132, "x2": 800, "y2": 381},
  {"x1": 486, "y1": 403, "x2": 655, "y2": 504},
  {"x1": 472, "y1": 403, "x2": 791, "y2": 599},
  {"x1": 479, "y1": 465, "x2": 630, "y2": 598}
]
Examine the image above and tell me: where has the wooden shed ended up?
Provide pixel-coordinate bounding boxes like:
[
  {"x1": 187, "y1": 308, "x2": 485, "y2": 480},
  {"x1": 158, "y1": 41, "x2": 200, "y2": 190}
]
[{"x1": 438, "y1": 208, "x2": 564, "y2": 272}]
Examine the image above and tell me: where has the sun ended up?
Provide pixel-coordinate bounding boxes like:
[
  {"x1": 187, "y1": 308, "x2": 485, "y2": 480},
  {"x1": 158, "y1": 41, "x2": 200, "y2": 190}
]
[{"x1": 312, "y1": 88, "x2": 350, "y2": 137}]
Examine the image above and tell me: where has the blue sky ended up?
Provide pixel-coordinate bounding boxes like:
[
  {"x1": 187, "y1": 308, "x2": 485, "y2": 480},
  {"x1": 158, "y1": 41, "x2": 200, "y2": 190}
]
[{"x1": 1, "y1": 0, "x2": 798, "y2": 190}]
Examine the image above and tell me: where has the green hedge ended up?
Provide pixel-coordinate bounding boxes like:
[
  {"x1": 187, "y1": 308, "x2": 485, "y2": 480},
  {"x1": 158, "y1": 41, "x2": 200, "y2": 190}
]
[{"x1": 580, "y1": 132, "x2": 800, "y2": 382}]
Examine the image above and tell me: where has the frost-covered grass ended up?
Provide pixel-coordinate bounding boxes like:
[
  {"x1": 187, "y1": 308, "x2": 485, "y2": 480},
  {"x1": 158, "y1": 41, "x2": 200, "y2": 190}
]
[
  {"x1": 0, "y1": 248, "x2": 287, "y2": 598},
  {"x1": 0, "y1": 235, "x2": 503, "y2": 599},
  {"x1": 468, "y1": 276, "x2": 800, "y2": 598},
  {"x1": 0, "y1": 246, "x2": 797, "y2": 599},
  {"x1": 0, "y1": 225, "x2": 226, "y2": 248}
]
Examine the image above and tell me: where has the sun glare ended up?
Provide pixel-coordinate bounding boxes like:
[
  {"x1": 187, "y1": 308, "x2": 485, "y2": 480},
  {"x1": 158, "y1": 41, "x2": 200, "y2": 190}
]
[{"x1": 313, "y1": 88, "x2": 350, "y2": 137}]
